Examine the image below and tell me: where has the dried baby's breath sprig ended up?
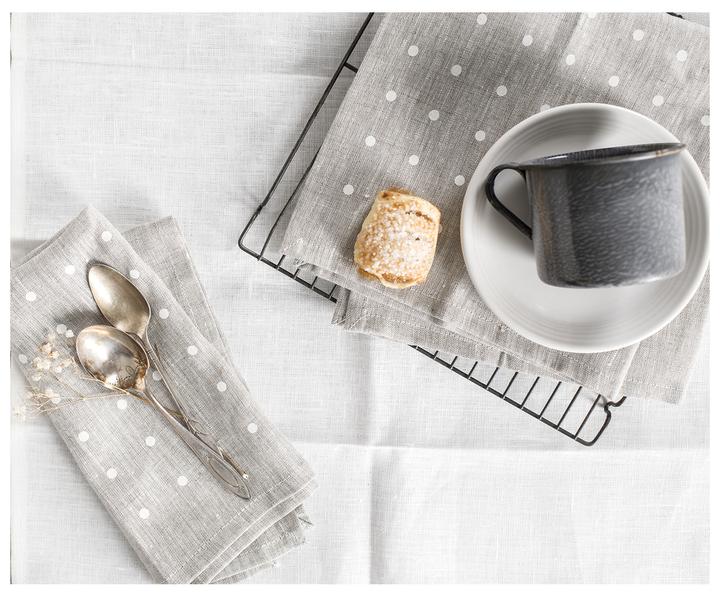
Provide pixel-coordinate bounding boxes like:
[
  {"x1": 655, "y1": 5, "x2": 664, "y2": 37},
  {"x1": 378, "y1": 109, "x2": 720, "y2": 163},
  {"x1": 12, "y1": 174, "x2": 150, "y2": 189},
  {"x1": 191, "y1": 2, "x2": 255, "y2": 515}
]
[{"x1": 17, "y1": 330, "x2": 182, "y2": 420}]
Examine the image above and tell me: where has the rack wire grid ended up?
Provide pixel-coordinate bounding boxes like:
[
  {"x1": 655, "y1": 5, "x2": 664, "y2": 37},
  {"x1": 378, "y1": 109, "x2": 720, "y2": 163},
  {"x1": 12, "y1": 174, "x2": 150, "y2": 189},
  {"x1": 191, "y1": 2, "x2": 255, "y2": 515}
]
[{"x1": 238, "y1": 13, "x2": 627, "y2": 446}]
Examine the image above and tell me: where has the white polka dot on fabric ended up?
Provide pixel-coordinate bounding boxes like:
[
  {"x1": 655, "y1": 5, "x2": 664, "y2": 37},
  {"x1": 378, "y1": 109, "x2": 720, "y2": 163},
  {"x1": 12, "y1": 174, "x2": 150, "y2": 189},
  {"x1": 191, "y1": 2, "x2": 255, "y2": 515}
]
[
  {"x1": 496, "y1": 85, "x2": 507, "y2": 97},
  {"x1": 474, "y1": 130, "x2": 486, "y2": 142},
  {"x1": 106, "y1": 468, "x2": 117, "y2": 479},
  {"x1": 450, "y1": 64, "x2": 462, "y2": 76},
  {"x1": 676, "y1": 49, "x2": 688, "y2": 62},
  {"x1": 408, "y1": 154, "x2": 420, "y2": 166},
  {"x1": 364, "y1": 135, "x2": 376, "y2": 147},
  {"x1": 565, "y1": 54, "x2": 576, "y2": 65},
  {"x1": 18, "y1": 354, "x2": 28, "y2": 365},
  {"x1": 385, "y1": 90, "x2": 397, "y2": 102},
  {"x1": 129, "y1": 269, "x2": 140, "y2": 279},
  {"x1": 138, "y1": 508, "x2": 150, "y2": 519},
  {"x1": 152, "y1": 370, "x2": 162, "y2": 381},
  {"x1": 428, "y1": 109, "x2": 439, "y2": 121},
  {"x1": 454, "y1": 175, "x2": 466, "y2": 187},
  {"x1": 65, "y1": 330, "x2": 74, "y2": 338},
  {"x1": 101, "y1": 231, "x2": 113, "y2": 242},
  {"x1": 407, "y1": 45, "x2": 418, "y2": 57},
  {"x1": 116, "y1": 398, "x2": 127, "y2": 410},
  {"x1": 158, "y1": 308, "x2": 169, "y2": 319},
  {"x1": 56, "y1": 324, "x2": 67, "y2": 335},
  {"x1": 78, "y1": 431, "x2": 89, "y2": 442},
  {"x1": 700, "y1": 115, "x2": 709, "y2": 126},
  {"x1": 187, "y1": 345, "x2": 198, "y2": 356},
  {"x1": 177, "y1": 476, "x2": 189, "y2": 487},
  {"x1": 247, "y1": 422, "x2": 258, "y2": 434},
  {"x1": 632, "y1": 29, "x2": 645, "y2": 41},
  {"x1": 540, "y1": 104, "x2": 551, "y2": 112},
  {"x1": 477, "y1": 13, "x2": 487, "y2": 25},
  {"x1": 608, "y1": 75, "x2": 620, "y2": 87},
  {"x1": 64, "y1": 265, "x2": 76, "y2": 275},
  {"x1": 652, "y1": 95, "x2": 665, "y2": 107},
  {"x1": 343, "y1": 184, "x2": 354, "y2": 196},
  {"x1": 25, "y1": 291, "x2": 37, "y2": 302},
  {"x1": 522, "y1": 35, "x2": 533, "y2": 47},
  {"x1": 217, "y1": 381, "x2": 227, "y2": 392},
  {"x1": 145, "y1": 436, "x2": 156, "y2": 447}
]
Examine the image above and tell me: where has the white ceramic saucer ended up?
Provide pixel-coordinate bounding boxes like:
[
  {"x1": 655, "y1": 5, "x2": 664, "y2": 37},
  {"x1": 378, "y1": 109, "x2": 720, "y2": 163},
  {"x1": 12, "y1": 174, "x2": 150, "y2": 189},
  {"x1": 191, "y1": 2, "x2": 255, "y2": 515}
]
[{"x1": 460, "y1": 103, "x2": 708, "y2": 353}]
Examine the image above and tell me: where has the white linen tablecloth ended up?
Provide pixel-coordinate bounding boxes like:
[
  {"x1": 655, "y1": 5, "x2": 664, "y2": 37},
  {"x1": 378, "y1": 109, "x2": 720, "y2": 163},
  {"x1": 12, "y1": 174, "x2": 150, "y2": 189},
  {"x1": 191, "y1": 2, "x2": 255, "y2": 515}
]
[{"x1": 10, "y1": 13, "x2": 708, "y2": 583}]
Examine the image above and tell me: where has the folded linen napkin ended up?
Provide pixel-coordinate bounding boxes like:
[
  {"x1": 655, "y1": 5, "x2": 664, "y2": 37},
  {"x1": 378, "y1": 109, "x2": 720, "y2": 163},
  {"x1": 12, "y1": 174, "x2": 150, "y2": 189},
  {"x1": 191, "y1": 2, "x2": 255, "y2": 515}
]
[
  {"x1": 282, "y1": 12, "x2": 709, "y2": 404},
  {"x1": 11, "y1": 206, "x2": 316, "y2": 583}
]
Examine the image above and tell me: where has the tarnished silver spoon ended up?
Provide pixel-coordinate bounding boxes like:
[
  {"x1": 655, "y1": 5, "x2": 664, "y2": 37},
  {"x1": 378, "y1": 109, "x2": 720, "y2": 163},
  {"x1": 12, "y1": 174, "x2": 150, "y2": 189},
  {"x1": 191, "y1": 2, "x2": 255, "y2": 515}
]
[
  {"x1": 87, "y1": 263, "x2": 204, "y2": 436},
  {"x1": 76, "y1": 325, "x2": 250, "y2": 499},
  {"x1": 87, "y1": 263, "x2": 248, "y2": 483}
]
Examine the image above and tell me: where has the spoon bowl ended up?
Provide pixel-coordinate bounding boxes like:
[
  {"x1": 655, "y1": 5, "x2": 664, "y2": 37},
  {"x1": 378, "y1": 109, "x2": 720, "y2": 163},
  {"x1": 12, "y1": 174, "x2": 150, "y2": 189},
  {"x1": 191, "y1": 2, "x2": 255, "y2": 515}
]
[
  {"x1": 76, "y1": 325, "x2": 149, "y2": 391},
  {"x1": 88, "y1": 264, "x2": 150, "y2": 336}
]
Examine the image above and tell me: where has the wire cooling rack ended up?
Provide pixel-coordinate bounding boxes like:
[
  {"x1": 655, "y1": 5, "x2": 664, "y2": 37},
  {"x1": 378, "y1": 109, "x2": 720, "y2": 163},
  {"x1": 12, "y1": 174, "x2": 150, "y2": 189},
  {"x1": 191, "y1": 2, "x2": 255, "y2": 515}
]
[{"x1": 238, "y1": 13, "x2": 627, "y2": 446}]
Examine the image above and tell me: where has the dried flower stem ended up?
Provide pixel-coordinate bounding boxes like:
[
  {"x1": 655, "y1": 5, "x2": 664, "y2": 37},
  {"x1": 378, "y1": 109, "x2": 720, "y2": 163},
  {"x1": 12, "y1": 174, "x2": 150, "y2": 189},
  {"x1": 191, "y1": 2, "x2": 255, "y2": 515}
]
[{"x1": 18, "y1": 331, "x2": 182, "y2": 421}]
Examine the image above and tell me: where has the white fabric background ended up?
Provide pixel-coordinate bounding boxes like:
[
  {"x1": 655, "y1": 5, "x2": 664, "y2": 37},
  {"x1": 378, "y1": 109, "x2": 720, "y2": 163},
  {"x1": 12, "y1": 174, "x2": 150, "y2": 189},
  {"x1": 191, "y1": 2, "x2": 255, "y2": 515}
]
[{"x1": 10, "y1": 13, "x2": 708, "y2": 583}]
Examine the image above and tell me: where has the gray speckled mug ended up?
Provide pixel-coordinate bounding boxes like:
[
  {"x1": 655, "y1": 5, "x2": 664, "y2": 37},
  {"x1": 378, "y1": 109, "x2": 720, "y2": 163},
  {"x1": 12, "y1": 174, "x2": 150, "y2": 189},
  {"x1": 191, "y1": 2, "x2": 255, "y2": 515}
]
[{"x1": 484, "y1": 143, "x2": 687, "y2": 288}]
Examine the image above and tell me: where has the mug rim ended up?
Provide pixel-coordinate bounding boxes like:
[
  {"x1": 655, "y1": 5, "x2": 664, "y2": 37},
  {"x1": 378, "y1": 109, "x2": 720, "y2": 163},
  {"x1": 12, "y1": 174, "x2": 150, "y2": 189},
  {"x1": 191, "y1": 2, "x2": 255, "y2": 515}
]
[{"x1": 522, "y1": 142, "x2": 686, "y2": 169}]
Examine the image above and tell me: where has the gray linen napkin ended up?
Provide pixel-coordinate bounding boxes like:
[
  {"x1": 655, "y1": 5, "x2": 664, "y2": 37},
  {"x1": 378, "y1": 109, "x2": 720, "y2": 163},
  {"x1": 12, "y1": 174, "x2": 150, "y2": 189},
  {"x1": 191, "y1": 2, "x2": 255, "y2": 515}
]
[
  {"x1": 11, "y1": 206, "x2": 316, "y2": 583},
  {"x1": 282, "y1": 12, "x2": 709, "y2": 404}
]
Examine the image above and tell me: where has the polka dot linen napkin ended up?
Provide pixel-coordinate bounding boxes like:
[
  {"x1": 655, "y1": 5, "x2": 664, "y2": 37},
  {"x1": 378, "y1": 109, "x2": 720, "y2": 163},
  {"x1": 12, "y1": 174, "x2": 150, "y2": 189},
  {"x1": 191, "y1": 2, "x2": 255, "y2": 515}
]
[
  {"x1": 282, "y1": 13, "x2": 709, "y2": 404},
  {"x1": 11, "y1": 206, "x2": 316, "y2": 583}
]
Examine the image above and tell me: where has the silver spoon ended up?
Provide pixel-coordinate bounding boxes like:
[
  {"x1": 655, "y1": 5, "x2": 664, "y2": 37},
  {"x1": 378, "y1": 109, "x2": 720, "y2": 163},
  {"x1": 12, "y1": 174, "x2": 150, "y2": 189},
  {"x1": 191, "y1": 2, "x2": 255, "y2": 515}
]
[
  {"x1": 87, "y1": 263, "x2": 204, "y2": 437},
  {"x1": 87, "y1": 263, "x2": 248, "y2": 482},
  {"x1": 76, "y1": 325, "x2": 250, "y2": 499}
]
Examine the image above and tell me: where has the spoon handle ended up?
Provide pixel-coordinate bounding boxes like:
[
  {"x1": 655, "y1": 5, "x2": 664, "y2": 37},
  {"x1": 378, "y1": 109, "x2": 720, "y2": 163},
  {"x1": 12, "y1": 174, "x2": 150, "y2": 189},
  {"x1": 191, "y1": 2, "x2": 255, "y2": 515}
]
[
  {"x1": 139, "y1": 332, "x2": 198, "y2": 427},
  {"x1": 132, "y1": 387, "x2": 251, "y2": 499},
  {"x1": 140, "y1": 331, "x2": 250, "y2": 483}
]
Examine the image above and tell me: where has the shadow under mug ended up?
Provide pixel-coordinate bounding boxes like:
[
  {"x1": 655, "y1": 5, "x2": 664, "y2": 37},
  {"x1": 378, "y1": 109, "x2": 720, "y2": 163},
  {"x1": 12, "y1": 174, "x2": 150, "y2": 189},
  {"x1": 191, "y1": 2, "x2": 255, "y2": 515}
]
[{"x1": 484, "y1": 143, "x2": 687, "y2": 288}]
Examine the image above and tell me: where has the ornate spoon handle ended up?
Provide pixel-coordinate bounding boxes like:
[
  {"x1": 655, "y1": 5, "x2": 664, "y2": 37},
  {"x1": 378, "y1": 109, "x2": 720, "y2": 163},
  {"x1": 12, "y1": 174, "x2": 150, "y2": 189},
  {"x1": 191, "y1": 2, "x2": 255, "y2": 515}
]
[
  {"x1": 139, "y1": 331, "x2": 249, "y2": 480},
  {"x1": 130, "y1": 386, "x2": 250, "y2": 499}
]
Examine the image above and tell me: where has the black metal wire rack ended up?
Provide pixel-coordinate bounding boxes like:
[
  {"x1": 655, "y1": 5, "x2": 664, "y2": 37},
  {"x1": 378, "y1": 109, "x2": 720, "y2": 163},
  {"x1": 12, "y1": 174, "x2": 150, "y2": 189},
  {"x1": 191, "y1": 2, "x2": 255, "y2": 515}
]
[{"x1": 238, "y1": 13, "x2": 627, "y2": 446}]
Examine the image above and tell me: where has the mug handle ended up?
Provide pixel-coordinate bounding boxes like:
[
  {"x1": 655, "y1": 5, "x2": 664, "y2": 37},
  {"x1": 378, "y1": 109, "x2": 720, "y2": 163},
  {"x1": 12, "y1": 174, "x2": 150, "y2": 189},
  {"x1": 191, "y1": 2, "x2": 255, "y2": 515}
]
[{"x1": 484, "y1": 164, "x2": 532, "y2": 239}]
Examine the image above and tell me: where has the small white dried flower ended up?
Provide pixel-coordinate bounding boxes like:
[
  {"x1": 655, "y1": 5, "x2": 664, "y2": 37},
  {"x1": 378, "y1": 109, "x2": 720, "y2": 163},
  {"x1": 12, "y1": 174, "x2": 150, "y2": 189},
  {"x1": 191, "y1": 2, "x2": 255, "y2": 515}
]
[{"x1": 20, "y1": 332, "x2": 143, "y2": 419}]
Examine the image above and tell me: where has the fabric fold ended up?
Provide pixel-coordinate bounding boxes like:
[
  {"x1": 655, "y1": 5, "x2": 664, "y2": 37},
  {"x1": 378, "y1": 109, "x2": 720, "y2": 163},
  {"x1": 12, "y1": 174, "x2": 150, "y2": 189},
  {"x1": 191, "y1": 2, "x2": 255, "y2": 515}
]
[{"x1": 11, "y1": 206, "x2": 315, "y2": 583}]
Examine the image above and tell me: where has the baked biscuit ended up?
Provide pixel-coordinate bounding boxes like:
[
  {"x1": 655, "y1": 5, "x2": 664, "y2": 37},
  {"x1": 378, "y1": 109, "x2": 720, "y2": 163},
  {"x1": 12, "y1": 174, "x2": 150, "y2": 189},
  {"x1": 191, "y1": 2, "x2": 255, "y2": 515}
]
[{"x1": 353, "y1": 188, "x2": 441, "y2": 289}]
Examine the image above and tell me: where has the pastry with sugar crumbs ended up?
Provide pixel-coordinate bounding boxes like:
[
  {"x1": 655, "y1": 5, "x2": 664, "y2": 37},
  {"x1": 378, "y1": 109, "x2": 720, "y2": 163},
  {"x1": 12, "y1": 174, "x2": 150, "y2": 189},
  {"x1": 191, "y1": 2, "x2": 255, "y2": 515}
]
[{"x1": 353, "y1": 188, "x2": 441, "y2": 289}]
